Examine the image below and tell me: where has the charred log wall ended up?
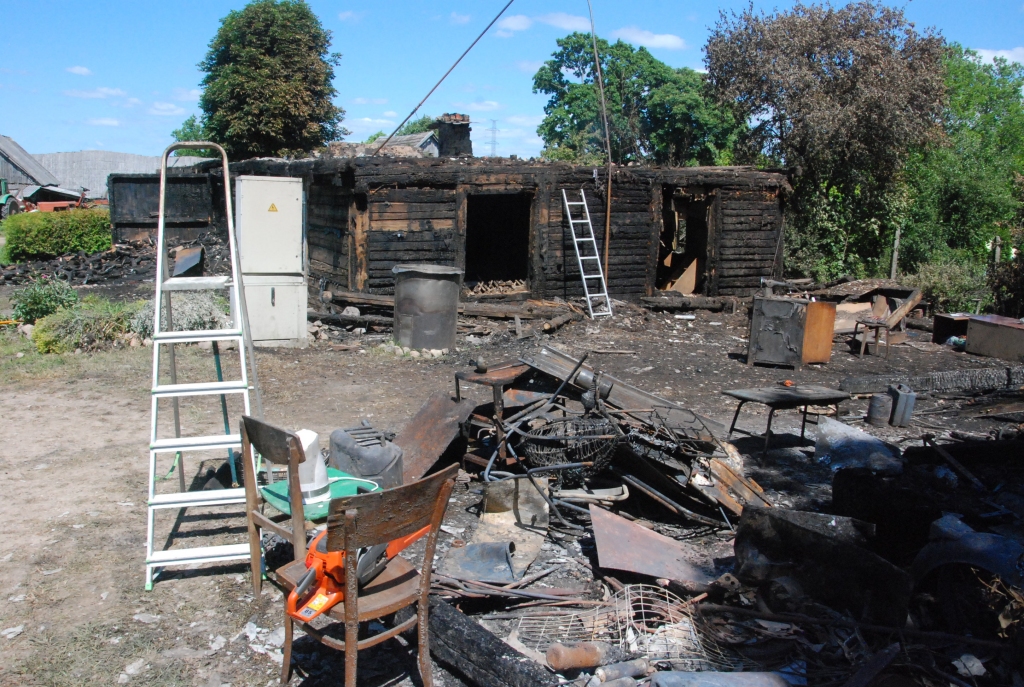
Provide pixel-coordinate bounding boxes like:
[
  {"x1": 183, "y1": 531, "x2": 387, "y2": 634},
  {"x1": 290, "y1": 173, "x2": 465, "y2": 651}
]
[{"x1": 108, "y1": 158, "x2": 788, "y2": 299}]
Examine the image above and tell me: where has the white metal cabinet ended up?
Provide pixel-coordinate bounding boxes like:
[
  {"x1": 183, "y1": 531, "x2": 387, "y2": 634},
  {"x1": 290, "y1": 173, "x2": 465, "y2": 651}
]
[
  {"x1": 243, "y1": 275, "x2": 308, "y2": 347},
  {"x1": 235, "y1": 176, "x2": 303, "y2": 274}
]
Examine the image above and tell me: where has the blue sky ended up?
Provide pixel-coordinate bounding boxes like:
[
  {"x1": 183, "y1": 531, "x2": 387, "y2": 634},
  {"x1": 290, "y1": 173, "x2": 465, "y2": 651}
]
[{"x1": 2, "y1": 1, "x2": 1023, "y2": 159}]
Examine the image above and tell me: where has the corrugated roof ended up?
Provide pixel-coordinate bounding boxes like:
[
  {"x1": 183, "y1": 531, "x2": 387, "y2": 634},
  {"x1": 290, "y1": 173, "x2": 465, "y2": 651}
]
[
  {"x1": 0, "y1": 134, "x2": 59, "y2": 186},
  {"x1": 386, "y1": 132, "x2": 436, "y2": 149}
]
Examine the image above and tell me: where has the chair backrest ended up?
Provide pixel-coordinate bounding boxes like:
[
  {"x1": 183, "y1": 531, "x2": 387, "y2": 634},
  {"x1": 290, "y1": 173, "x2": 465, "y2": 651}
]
[
  {"x1": 240, "y1": 415, "x2": 308, "y2": 560},
  {"x1": 242, "y1": 415, "x2": 306, "y2": 466},
  {"x1": 326, "y1": 463, "x2": 460, "y2": 553}
]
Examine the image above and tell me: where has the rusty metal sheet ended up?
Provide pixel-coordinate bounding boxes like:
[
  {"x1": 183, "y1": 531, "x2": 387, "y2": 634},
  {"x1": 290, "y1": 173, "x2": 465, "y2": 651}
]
[
  {"x1": 396, "y1": 391, "x2": 477, "y2": 482},
  {"x1": 503, "y1": 388, "x2": 548, "y2": 409},
  {"x1": 589, "y1": 505, "x2": 714, "y2": 585}
]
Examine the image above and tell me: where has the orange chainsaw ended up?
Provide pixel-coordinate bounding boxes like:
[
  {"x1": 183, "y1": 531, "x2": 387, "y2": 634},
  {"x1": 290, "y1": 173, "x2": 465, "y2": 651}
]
[{"x1": 286, "y1": 526, "x2": 429, "y2": 622}]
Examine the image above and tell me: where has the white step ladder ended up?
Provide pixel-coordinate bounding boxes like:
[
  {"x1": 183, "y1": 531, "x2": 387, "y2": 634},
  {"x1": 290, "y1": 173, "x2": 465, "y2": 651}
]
[
  {"x1": 561, "y1": 188, "x2": 612, "y2": 318},
  {"x1": 145, "y1": 142, "x2": 263, "y2": 589}
]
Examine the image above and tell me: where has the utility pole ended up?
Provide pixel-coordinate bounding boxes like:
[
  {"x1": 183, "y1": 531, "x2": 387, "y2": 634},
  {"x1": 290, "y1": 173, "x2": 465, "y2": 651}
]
[{"x1": 488, "y1": 119, "x2": 499, "y2": 157}]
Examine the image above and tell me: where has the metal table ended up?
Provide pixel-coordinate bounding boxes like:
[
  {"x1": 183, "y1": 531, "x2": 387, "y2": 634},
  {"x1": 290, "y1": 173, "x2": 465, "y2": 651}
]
[{"x1": 723, "y1": 386, "x2": 850, "y2": 459}]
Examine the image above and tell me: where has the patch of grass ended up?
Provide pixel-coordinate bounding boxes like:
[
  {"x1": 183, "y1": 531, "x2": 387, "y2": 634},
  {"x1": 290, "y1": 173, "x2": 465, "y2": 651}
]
[
  {"x1": 12, "y1": 621, "x2": 191, "y2": 687},
  {"x1": 10, "y1": 277, "x2": 79, "y2": 323},
  {"x1": 0, "y1": 209, "x2": 111, "y2": 263},
  {"x1": 32, "y1": 296, "x2": 146, "y2": 353},
  {"x1": 129, "y1": 292, "x2": 230, "y2": 340}
]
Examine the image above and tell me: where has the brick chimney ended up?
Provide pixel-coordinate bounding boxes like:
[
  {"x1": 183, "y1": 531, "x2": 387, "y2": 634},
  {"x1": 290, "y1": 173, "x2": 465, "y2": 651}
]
[{"x1": 430, "y1": 113, "x2": 473, "y2": 157}]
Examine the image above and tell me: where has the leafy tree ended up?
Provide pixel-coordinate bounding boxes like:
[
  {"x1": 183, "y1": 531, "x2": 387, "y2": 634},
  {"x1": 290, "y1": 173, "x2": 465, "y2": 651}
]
[
  {"x1": 901, "y1": 46, "x2": 1024, "y2": 268},
  {"x1": 364, "y1": 131, "x2": 386, "y2": 143},
  {"x1": 198, "y1": 0, "x2": 349, "y2": 158},
  {"x1": 705, "y1": 2, "x2": 946, "y2": 279},
  {"x1": 533, "y1": 33, "x2": 742, "y2": 166},
  {"x1": 170, "y1": 115, "x2": 218, "y2": 158},
  {"x1": 397, "y1": 115, "x2": 434, "y2": 136}
]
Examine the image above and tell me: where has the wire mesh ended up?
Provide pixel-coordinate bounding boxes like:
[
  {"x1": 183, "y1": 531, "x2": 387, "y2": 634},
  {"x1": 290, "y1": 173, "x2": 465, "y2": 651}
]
[
  {"x1": 515, "y1": 584, "x2": 744, "y2": 670},
  {"x1": 522, "y1": 417, "x2": 618, "y2": 486}
]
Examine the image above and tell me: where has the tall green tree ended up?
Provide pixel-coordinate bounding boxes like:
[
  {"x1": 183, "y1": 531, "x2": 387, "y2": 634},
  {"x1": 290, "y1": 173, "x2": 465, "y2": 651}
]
[
  {"x1": 901, "y1": 46, "x2": 1024, "y2": 268},
  {"x1": 198, "y1": 0, "x2": 348, "y2": 158},
  {"x1": 397, "y1": 115, "x2": 435, "y2": 136},
  {"x1": 533, "y1": 33, "x2": 742, "y2": 166},
  {"x1": 170, "y1": 115, "x2": 218, "y2": 157},
  {"x1": 705, "y1": 2, "x2": 946, "y2": 280}
]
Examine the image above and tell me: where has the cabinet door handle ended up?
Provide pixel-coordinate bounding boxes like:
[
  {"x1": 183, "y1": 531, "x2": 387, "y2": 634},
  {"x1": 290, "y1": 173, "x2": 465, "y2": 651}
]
[{"x1": 271, "y1": 287, "x2": 276, "y2": 307}]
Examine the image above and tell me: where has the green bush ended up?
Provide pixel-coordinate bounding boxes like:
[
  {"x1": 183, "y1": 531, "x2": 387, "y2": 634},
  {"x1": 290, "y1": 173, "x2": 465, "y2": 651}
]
[
  {"x1": 904, "y1": 256, "x2": 993, "y2": 314},
  {"x1": 11, "y1": 277, "x2": 79, "y2": 323},
  {"x1": 32, "y1": 296, "x2": 145, "y2": 353},
  {"x1": 2, "y1": 209, "x2": 112, "y2": 262}
]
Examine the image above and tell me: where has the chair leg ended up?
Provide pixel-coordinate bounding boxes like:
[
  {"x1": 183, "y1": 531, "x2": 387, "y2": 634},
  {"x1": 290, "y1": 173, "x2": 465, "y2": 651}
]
[
  {"x1": 856, "y1": 324, "x2": 867, "y2": 357},
  {"x1": 345, "y1": 620, "x2": 359, "y2": 687},
  {"x1": 418, "y1": 598, "x2": 433, "y2": 687},
  {"x1": 280, "y1": 614, "x2": 293, "y2": 684}
]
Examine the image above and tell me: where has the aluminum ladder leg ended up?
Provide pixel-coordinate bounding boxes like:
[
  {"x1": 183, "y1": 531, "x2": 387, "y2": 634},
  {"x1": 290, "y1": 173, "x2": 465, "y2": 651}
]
[
  {"x1": 561, "y1": 188, "x2": 612, "y2": 318},
  {"x1": 144, "y1": 142, "x2": 263, "y2": 589}
]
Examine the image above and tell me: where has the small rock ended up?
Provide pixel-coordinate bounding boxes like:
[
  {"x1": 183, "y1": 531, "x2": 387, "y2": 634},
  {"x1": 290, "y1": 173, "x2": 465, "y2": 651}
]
[
  {"x1": 125, "y1": 659, "x2": 146, "y2": 676},
  {"x1": 198, "y1": 341, "x2": 213, "y2": 351},
  {"x1": 429, "y1": 349, "x2": 442, "y2": 358},
  {"x1": 409, "y1": 350, "x2": 420, "y2": 358},
  {"x1": 16, "y1": 352, "x2": 24, "y2": 359},
  {"x1": 1, "y1": 625, "x2": 24, "y2": 639},
  {"x1": 441, "y1": 348, "x2": 449, "y2": 356},
  {"x1": 143, "y1": 338, "x2": 153, "y2": 347},
  {"x1": 353, "y1": 327, "x2": 366, "y2": 335},
  {"x1": 74, "y1": 348, "x2": 82, "y2": 355},
  {"x1": 117, "y1": 674, "x2": 129, "y2": 684},
  {"x1": 21, "y1": 324, "x2": 35, "y2": 337},
  {"x1": 129, "y1": 337, "x2": 141, "y2": 348},
  {"x1": 402, "y1": 346, "x2": 411, "y2": 355},
  {"x1": 209, "y1": 635, "x2": 226, "y2": 652},
  {"x1": 133, "y1": 613, "x2": 161, "y2": 624},
  {"x1": 342, "y1": 306, "x2": 360, "y2": 317}
]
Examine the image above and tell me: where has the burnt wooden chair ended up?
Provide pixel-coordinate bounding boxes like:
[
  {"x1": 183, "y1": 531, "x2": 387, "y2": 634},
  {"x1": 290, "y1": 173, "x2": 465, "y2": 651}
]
[
  {"x1": 241, "y1": 416, "x2": 311, "y2": 597},
  {"x1": 853, "y1": 289, "x2": 923, "y2": 359},
  {"x1": 278, "y1": 463, "x2": 459, "y2": 687}
]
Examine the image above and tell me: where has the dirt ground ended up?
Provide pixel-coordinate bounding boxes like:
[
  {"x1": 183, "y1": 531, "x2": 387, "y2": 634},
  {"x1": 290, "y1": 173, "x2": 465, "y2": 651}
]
[{"x1": 0, "y1": 283, "x2": 1017, "y2": 686}]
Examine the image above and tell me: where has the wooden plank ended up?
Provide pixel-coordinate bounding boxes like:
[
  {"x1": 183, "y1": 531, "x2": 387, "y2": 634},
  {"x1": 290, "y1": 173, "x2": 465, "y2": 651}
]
[
  {"x1": 370, "y1": 188, "x2": 456, "y2": 203},
  {"x1": 370, "y1": 218, "x2": 456, "y2": 232}
]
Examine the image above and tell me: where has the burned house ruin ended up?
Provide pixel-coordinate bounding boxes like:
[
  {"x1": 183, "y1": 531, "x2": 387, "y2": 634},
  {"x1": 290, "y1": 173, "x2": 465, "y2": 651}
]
[{"x1": 109, "y1": 153, "x2": 789, "y2": 300}]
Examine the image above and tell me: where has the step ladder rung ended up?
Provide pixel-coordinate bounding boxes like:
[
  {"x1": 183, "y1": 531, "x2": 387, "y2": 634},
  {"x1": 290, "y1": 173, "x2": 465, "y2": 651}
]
[
  {"x1": 146, "y1": 543, "x2": 251, "y2": 566},
  {"x1": 152, "y1": 380, "x2": 248, "y2": 398},
  {"x1": 150, "y1": 434, "x2": 242, "y2": 452},
  {"x1": 161, "y1": 276, "x2": 232, "y2": 292},
  {"x1": 152, "y1": 330, "x2": 243, "y2": 344},
  {"x1": 149, "y1": 488, "x2": 246, "y2": 509}
]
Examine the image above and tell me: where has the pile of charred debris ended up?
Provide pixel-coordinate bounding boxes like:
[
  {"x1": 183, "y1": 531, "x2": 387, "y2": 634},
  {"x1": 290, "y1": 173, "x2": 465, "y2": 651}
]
[
  {"x1": 387, "y1": 345, "x2": 1024, "y2": 687},
  {"x1": 0, "y1": 232, "x2": 231, "y2": 286}
]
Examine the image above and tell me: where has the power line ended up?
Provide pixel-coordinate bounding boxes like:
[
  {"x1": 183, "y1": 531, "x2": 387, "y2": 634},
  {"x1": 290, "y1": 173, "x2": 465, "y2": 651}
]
[
  {"x1": 488, "y1": 119, "x2": 499, "y2": 157},
  {"x1": 373, "y1": 0, "x2": 516, "y2": 157}
]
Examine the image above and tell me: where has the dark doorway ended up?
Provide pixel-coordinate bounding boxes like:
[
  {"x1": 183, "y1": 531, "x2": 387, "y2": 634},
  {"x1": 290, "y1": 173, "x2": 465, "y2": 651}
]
[
  {"x1": 464, "y1": 193, "x2": 532, "y2": 284},
  {"x1": 656, "y1": 186, "x2": 712, "y2": 293}
]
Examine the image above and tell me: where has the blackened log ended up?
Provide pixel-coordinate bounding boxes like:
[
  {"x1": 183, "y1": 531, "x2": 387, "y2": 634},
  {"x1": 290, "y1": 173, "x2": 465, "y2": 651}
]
[
  {"x1": 641, "y1": 295, "x2": 738, "y2": 312},
  {"x1": 428, "y1": 598, "x2": 557, "y2": 687},
  {"x1": 308, "y1": 310, "x2": 394, "y2": 326}
]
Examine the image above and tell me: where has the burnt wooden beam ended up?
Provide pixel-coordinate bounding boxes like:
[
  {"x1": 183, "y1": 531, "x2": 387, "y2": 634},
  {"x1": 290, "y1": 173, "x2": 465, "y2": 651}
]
[{"x1": 428, "y1": 598, "x2": 557, "y2": 687}]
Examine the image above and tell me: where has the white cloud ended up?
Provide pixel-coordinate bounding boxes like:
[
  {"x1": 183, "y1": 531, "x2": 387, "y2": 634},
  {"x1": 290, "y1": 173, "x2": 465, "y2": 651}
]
[
  {"x1": 173, "y1": 88, "x2": 201, "y2": 102},
  {"x1": 356, "y1": 117, "x2": 395, "y2": 125},
  {"x1": 496, "y1": 14, "x2": 532, "y2": 37},
  {"x1": 611, "y1": 27, "x2": 686, "y2": 50},
  {"x1": 64, "y1": 87, "x2": 126, "y2": 99},
  {"x1": 149, "y1": 102, "x2": 186, "y2": 116},
  {"x1": 88, "y1": 118, "x2": 120, "y2": 127},
  {"x1": 125, "y1": 97, "x2": 142, "y2": 107},
  {"x1": 450, "y1": 12, "x2": 470, "y2": 25},
  {"x1": 516, "y1": 60, "x2": 544, "y2": 73},
  {"x1": 383, "y1": 110, "x2": 397, "y2": 117},
  {"x1": 338, "y1": 11, "x2": 364, "y2": 22},
  {"x1": 66, "y1": 66, "x2": 92, "y2": 76},
  {"x1": 506, "y1": 115, "x2": 543, "y2": 126},
  {"x1": 975, "y1": 47, "x2": 1024, "y2": 64},
  {"x1": 458, "y1": 100, "x2": 501, "y2": 112},
  {"x1": 353, "y1": 97, "x2": 388, "y2": 105},
  {"x1": 537, "y1": 13, "x2": 590, "y2": 32}
]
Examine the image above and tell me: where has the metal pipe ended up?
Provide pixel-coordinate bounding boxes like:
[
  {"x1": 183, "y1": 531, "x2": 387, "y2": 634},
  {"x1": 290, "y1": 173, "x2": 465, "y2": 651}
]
[{"x1": 614, "y1": 471, "x2": 724, "y2": 528}]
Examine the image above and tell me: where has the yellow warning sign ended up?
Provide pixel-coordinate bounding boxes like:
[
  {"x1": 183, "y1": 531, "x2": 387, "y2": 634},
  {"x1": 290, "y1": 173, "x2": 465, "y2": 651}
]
[{"x1": 268, "y1": 203, "x2": 278, "y2": 212}]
